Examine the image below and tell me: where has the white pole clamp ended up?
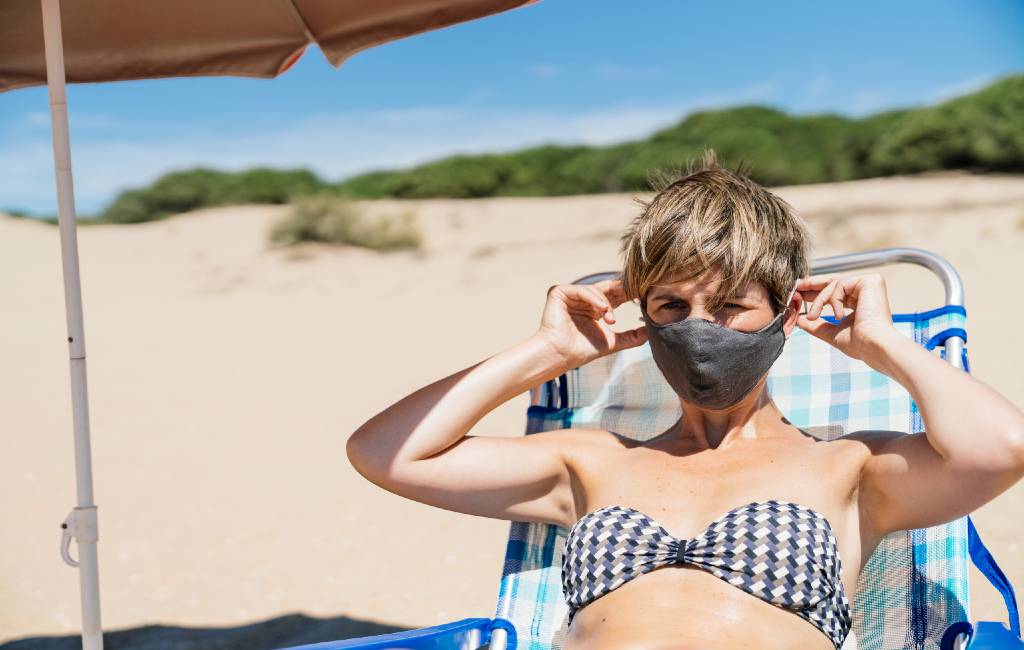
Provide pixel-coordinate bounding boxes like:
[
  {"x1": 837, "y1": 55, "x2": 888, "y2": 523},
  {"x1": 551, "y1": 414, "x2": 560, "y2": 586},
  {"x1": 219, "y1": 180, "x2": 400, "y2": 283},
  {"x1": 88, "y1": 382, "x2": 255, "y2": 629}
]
[{"x1": 60, "y1": 505, "x2": 99, "y2": 568}]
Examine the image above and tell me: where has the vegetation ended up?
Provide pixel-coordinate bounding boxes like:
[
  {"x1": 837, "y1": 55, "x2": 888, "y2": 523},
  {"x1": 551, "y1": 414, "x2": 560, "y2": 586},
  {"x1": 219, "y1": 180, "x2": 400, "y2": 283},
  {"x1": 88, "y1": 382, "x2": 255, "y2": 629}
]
[
  {"x1": 7, "y1": 74, "x2": 1021, "y2": 225},
  {"x1": 268, "y1": 193, "x2": 422, "y2": 251},
  {"x1": 336, "y1": 75, "x2": 1022, "y2": 198},
  {"x1": 99, "y1": 167, "x2": 329, "y2": 224},
  {"x1": 865, "y1": 77, "x2": 1024, "y2": 174},
  {"x1": 3, "y1": 208, "x2": 58, "y2": 224}
]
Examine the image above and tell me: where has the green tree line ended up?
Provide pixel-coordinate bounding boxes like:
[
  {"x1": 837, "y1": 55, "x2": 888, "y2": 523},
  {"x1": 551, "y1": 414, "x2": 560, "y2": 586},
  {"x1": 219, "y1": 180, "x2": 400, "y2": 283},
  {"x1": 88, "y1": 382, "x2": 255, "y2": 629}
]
[{"x1": 13, "y1": 73, "x2": 1019, "y2": 224}]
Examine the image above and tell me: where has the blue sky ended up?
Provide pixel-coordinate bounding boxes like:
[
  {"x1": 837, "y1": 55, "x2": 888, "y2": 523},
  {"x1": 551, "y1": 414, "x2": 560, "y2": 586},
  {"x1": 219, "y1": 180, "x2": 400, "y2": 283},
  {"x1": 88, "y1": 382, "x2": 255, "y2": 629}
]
[{"x1": 1, "y1": 0, "x2": 1022, "y2": 215}]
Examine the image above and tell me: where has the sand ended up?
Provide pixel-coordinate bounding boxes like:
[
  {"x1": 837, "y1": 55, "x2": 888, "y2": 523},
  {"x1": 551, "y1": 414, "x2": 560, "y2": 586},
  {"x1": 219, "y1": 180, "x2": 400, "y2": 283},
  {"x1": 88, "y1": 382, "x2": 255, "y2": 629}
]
[{"x1": 2, "y1": 171, "x2": 1023, "y2": 647}]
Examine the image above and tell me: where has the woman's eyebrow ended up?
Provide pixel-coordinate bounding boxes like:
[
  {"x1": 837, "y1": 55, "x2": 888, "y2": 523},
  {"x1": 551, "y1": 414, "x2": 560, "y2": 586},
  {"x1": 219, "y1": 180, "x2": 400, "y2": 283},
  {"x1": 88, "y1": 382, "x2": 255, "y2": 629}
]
[
  {"x1": 650, "y1": 290, "x2": 682, "y2": 300},
  {"x1": 650, "y1": 289, "x2": 733, "y2": 300}
]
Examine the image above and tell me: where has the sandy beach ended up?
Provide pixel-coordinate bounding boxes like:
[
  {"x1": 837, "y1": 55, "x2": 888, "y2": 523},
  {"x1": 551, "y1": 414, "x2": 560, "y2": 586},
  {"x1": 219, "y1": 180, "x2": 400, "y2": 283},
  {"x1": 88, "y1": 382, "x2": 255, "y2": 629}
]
[{"x1": 2, "y1": 172, "x2": 1023, "y2": 647}]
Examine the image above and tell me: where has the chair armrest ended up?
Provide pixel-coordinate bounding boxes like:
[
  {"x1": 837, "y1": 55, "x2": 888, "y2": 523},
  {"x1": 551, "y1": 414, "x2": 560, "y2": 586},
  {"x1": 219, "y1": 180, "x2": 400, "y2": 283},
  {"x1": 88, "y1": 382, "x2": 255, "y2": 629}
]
[
  {"x1": 275, "y1": 617, "x2": 497, "y2": 649},
  {"x1": 941, "y1": 621, "x2": 1024, "y2": 649}
]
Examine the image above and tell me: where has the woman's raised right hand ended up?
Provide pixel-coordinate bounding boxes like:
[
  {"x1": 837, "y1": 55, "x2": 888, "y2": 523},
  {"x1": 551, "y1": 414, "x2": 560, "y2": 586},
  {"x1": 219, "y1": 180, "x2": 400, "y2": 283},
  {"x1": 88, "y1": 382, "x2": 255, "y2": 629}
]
[{"x1": 535, "y1": 277, "x2": 649, "y2": 367}]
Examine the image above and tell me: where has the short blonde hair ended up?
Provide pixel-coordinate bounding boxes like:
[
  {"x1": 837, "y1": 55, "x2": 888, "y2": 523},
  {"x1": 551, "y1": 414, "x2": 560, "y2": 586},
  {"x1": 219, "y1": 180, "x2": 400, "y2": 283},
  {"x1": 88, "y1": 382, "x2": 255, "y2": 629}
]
[{"x1": 619, "y1": 148, "x2": 813, "y2": 316}]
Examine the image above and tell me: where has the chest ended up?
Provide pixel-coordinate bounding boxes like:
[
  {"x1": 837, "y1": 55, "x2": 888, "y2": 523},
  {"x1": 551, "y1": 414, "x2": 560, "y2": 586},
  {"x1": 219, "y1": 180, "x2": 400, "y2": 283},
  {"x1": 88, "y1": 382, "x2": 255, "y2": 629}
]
[
  {"x1": 563, "y1": 438, "x2": 870, "y2": 615},
  {"x1": 569, "y1": 439, "x2": 864, "y2": 545}
]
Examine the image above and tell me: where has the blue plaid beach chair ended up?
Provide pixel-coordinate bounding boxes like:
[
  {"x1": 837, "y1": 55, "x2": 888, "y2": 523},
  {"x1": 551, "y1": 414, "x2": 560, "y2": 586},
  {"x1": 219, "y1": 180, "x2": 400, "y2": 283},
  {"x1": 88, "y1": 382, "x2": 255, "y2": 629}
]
[{"x1": 281, "y1": 247, "x2": 1021, "y2": 650}]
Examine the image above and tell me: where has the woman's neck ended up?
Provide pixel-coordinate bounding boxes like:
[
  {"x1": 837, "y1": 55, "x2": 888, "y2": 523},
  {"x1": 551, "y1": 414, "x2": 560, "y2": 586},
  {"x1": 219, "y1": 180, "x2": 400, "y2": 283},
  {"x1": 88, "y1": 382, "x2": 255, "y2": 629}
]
[{"x1": 663, "y1": 384, "x2": 797, "y2": 451}]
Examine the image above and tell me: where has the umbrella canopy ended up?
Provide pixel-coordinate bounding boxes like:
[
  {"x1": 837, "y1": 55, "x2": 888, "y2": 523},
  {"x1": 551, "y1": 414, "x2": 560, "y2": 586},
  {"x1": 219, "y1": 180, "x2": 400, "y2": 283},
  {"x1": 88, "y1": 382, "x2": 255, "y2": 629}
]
[
  {"x1": 4, "y1": 1, "x2": 536, "y2": 649},
  {"x1": 0, "y1": 0, "x2": 535, "y2": 92}
]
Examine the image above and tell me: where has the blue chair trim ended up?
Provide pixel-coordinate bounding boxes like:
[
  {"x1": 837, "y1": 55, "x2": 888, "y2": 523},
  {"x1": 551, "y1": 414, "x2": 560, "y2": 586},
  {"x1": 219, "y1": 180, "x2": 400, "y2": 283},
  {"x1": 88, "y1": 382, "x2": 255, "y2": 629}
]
[
  {"x1": 912, "y1": 527, "x2": 930, "y2": 646},
  {"x1": 939, "y1": 324, "x2": 1019, "y2": 639},
  {"x1": 820, "y1": 305, "x2": 967, "y2": 324},
  {"x1": 941, "y1": 621, "x2": 1024, "y2": 649},
  {"x1": 925, "y1": 327, "x2": 968, "y2": 351},
  {"x1": 969, "y1": 516, "x2": 1021, "y2": 638},
  {"x1": 942, "y1": 621, "x2": 974, "y2": 650},
  {"x1": 897, "y1": 304, "x2": 967, "y2": 322},
  {"x1": 489, "y1": 617, "x2": 518, "y2": 649},
  {"x1": 274, "y1": 617, "x2": 495, "y2": 649},
  {"x1": 966, "y1": 622, "x2": 1024, "y2": 648}
]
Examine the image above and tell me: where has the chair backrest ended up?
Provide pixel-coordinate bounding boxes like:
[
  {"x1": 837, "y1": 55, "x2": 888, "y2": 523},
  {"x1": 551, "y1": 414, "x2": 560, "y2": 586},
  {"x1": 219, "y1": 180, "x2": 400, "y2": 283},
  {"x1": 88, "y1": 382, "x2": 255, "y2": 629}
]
[{"x1": 493, "y1": 302, "x2": 971, "y2": 650}]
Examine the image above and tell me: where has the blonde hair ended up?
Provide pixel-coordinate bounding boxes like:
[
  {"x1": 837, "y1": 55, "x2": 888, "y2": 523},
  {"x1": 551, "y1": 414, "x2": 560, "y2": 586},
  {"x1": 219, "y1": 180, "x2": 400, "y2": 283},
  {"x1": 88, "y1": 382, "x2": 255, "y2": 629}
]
[{"x1": 619, "y1": 148, "x2": 813, "y2": 316}]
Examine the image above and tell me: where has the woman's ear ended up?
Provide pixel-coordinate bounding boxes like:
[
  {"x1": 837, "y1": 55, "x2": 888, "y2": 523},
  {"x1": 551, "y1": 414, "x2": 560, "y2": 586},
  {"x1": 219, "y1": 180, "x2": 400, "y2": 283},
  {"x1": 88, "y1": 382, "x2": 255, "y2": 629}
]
[{"x1": 782, "y1": 292, "x2": 804, "y2": 338}]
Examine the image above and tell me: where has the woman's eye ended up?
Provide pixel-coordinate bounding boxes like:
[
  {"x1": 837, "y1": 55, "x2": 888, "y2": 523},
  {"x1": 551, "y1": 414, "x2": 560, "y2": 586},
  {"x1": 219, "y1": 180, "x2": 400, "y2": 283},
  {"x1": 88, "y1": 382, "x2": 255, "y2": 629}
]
[
  {"x1": 667, "y1": 300, "x2": 741, "y2": 309},
  {"x1": 664, "y1": 301, "x2": 742, "y2": 310}
]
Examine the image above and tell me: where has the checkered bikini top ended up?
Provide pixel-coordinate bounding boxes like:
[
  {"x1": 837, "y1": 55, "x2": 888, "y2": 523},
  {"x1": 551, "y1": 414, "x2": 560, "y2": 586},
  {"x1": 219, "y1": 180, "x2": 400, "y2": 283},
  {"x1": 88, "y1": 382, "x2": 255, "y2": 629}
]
[{"x1": 561, "y1": 499, "x2": 853, "y2": 649}]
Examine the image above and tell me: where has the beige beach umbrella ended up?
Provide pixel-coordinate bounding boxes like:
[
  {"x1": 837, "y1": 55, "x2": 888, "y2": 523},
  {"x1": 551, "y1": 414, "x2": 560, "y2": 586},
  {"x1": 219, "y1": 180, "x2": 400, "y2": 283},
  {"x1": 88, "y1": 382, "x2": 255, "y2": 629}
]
[
  {"x1": 1, "y1": 0, "x2": 535, "y2": 91},
  {"x1": 0, "y1": 1, "x2": 537, "y2": 649}
]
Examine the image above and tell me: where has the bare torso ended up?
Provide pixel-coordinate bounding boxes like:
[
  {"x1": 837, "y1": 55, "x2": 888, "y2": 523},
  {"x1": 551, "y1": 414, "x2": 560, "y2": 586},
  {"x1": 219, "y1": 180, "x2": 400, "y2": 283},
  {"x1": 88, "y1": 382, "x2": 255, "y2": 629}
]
[{"x1": 557, "y1": 426, "x2": 878, "y2": 650}]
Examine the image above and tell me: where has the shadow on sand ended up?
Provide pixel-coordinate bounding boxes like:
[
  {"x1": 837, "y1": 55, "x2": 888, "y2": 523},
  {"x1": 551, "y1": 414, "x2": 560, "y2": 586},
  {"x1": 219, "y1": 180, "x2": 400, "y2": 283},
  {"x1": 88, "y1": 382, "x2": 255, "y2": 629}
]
[{"x1": 1, "y1": 613, "x2": 410, "y2": 650}]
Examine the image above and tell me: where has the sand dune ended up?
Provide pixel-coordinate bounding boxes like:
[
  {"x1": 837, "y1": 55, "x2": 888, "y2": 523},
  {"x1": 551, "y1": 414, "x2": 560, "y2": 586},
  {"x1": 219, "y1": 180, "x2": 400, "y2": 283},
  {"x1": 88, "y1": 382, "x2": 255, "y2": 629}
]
[{"x1": 2, "y1": 172, "x2": 1023, "y2": 646}]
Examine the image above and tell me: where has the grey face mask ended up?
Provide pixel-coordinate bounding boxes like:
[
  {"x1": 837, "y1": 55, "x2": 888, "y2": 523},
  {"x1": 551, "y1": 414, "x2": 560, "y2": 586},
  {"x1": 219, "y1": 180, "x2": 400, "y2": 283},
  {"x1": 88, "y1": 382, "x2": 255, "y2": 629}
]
[{"x1": 639, "y1": 287, "x2": 796, "y2": 410}]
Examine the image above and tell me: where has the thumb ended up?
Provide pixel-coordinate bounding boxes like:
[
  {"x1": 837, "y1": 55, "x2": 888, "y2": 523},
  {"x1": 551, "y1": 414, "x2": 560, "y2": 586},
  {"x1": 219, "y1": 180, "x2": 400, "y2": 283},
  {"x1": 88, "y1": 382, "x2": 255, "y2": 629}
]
[
  {"x1": 796, "y1": 313, "x2": 839, "y2": 345},
  {"x1": 611, "y1": 325, "x2": 649, "y2": 352}
]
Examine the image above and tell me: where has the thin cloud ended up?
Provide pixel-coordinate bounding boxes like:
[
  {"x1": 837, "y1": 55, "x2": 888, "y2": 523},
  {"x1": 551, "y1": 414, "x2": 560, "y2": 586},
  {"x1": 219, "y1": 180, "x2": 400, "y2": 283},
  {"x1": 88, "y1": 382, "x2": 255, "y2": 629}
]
[
  {"x1": 741, "y1": 81, "x2": 779, "y2": 101},
  {"x1": 804, "y1": 75, "x2": 831, "y2": 98},
  {"x1": 929, "y1": 74, "x2": 999, "y2": 103},
  {"x1": 847, "y1": 89, "x2": 889, "y2": 117},
  {"x1": 1, "y1": 83, "x2": 792, "y2": 215},
  {"x1": 528, "y1": 63, "x2": 562, "y2": 79},
  {"x1": 3, "y1": 107, "x2": 679, "y2": 214},
  {"x1": 25, "y1": 111, "x2": 116, "y2": 129},
  {"x1": 593, "y1": 63, "x2": 665, "y2": 80}
]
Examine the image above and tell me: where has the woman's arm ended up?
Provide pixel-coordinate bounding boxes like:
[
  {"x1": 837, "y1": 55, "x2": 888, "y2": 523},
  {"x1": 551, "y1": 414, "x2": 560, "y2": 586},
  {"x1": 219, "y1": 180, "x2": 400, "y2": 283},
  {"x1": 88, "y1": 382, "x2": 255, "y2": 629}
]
[
  {"x1": 797, "y1": 273, "x2": 1024, "y2": 536},
  {"x1": 350, "y1": 333, "x2": 571, "y2": 469},
  {"x1": 346, "y1": 279, "x2": 647, "y2": 527},
  {"x1": 851, "y1": 325, "x2": 1024, "y2": 535},
  {"x1": 347, "y1": 334, "x2": 579, "y2": 526}
]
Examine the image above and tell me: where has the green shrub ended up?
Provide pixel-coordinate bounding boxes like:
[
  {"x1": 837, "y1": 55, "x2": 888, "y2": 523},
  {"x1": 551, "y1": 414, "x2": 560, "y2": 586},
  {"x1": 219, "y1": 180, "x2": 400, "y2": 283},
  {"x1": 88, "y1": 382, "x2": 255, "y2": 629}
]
[
  {"x1": 335, "y1": 74, "x2": 1023, "y2": 198},
  {"x1": 867, "y1": 75, "x2": 1024, "y2": 174},
  {"x1": 269, "y1": 194, "x2": 422, "y2": 251},
  {"x1": 2, "y1": 208, "x2": 60, "y2": 224},
  {"x1": 98, "y1": 167, "x2": 330, "y2": 223},
  {"x1": 24, "y1": 73, "x2": 1018, "y2": 226}
]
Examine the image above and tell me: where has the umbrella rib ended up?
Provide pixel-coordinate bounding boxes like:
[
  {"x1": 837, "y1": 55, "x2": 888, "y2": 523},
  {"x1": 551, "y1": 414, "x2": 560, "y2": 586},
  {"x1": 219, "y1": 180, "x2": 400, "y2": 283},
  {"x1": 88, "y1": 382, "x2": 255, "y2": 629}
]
[{"x1": 281, "y1": 0, "x2": 318, "y2": 46}]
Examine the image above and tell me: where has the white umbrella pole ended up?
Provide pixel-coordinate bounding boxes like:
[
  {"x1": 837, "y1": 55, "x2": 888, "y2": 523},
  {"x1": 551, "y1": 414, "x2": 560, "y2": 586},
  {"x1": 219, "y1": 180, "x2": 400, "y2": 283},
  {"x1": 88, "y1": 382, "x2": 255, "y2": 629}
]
[{"x1": 40, "y1": 1, "x2": 104, "y2": 649}]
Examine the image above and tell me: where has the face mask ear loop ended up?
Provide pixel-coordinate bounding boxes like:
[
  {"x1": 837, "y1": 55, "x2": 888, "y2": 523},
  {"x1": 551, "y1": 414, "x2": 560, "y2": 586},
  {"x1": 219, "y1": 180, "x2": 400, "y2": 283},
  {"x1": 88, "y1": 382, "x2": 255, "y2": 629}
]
[{"x1": 783, "y1": 282, "x2": 801, "y2": 317}]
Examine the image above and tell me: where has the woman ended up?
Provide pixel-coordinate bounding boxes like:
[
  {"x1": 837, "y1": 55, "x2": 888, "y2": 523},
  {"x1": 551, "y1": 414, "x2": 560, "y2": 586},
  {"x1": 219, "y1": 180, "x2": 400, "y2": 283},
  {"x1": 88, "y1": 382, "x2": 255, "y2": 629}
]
[{"x1": 346, "y1": 151, "x2": 1024, "y2": 650}]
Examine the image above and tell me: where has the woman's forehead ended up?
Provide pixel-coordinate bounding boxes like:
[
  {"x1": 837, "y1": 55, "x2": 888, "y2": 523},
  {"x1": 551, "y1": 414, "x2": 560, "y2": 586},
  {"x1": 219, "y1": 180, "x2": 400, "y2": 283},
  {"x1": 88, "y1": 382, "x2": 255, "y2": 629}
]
[{"x1": 649, "y1": 275, "x2": 765, "y2": 299}]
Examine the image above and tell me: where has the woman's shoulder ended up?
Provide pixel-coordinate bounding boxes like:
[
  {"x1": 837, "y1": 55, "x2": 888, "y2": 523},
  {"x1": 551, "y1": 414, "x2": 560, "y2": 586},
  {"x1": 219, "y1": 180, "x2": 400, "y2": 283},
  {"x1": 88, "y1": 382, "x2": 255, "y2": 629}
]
[
  {"x1": 540, "y1": 427, "x2": 640, "y2": 472},
  {"x1": 521, "y1": 426, "x2": 635, "y2": 459},
  {"x1": 546, "y1": 427, "x2": 640, "y2": 451},
  {"x1": 821, "y1": 428, "x2": 906, "y2": 460},
  {"x1": 802, "y1": 429, "x2": 880, "y2": 483}
]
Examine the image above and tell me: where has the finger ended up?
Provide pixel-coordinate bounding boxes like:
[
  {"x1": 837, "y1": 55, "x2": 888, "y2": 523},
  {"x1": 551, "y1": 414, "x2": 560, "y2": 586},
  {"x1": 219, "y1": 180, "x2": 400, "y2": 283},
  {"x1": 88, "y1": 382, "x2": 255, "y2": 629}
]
[
  {"x1": 844, "y1": 278, "x2": 860, "y2": 313},
  {"x1": 581, "y1": 285, "x2": 614, "y2": 319},
  {"x1": 795, "y1": 273, "x2": 845, "y2": 290},
  {"x1": 830, "y1": 294, "x2": 845, "y2": 320},
  {"x1": 823, "y1": 281, "x2": 845, "y2": 319},
  {"x1": 795, "y1": 288, "x2": 823, "y2": 305},
  {"x1": 809, "y1": 279, "x2": 838, "y2": 319},
  {"x1": 572, "y1": 285, "x2": 614, "y2": 320},
  {"x1": 564, "y1": 297, "x2": 603, "y2": 318},
  {"x1": 611, "y1": 325, "x2": 648, "y2": 352},
  {"x1": 796, "y1": 274, "x2": 845, "y2": 308},
  {"x1": 592, "y1": 286, "x2": 621, "y2": 322},
  {"x1": 592, "y1": 278, "x2": 629, "y2": 309},
  {"x1": 838, "y1": 277, "x2": 859, "y2": 309},
  {"x1": 796, "y1": 312, "x2": 840, "y2": 344},
  {"x1": 561, "y1": 286, "x2": 607, "y2": 318}
]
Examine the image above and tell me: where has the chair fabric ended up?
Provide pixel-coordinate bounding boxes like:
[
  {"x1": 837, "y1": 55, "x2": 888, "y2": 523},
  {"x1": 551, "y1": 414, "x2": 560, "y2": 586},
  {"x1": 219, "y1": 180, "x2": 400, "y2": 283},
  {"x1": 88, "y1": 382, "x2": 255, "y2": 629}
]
[{"x1": 493, "y1": 306, "x2": 971, "y2": 650}]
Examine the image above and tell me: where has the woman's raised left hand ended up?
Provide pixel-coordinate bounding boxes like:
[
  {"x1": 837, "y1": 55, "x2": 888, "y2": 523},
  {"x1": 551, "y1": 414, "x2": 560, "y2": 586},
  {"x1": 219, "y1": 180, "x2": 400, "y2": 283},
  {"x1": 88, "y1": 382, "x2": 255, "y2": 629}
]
[{"x1": 794, "y1": 272, "x2": 900, "y2": 363}]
